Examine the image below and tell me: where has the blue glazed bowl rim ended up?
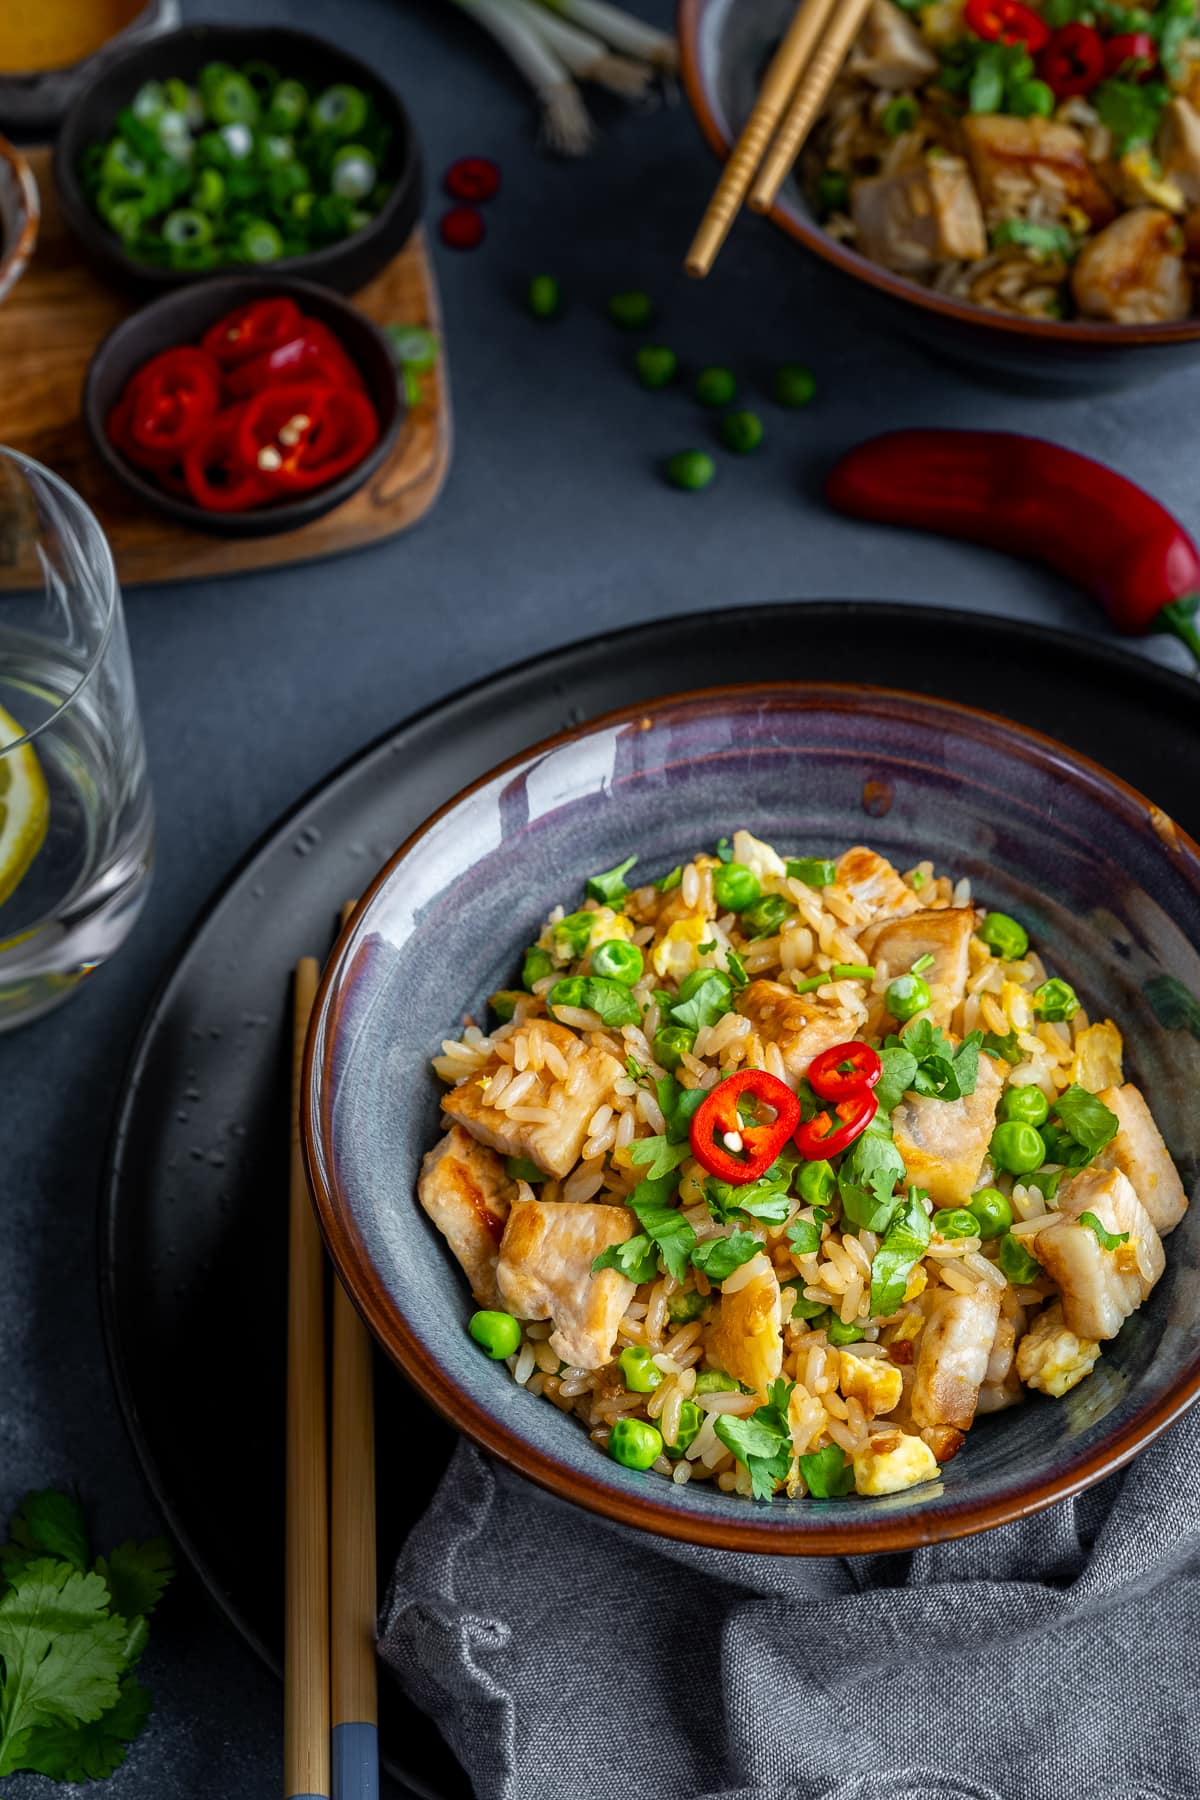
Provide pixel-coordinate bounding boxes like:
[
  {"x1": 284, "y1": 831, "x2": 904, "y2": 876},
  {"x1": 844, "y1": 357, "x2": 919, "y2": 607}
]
[{"x1": 303, "y1": 680, "x2": 1200, "y2": 1554}]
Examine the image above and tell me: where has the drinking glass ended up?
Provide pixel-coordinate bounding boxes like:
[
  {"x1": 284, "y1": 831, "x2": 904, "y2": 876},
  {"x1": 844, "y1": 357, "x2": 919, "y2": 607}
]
[{"x1": 0, "y1": 448, "x2": 153, "y2": 1029}]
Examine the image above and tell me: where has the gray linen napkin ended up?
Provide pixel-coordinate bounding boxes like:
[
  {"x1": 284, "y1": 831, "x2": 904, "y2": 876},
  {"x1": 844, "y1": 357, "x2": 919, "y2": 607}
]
[{"x1": 380, "y1": 1408, "x2": 1200, "y2": 1800}]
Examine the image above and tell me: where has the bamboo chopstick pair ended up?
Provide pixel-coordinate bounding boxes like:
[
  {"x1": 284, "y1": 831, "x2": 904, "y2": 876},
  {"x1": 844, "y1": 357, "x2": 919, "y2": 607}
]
[
  {"x1": 286, "y1": 933, "x2": 378, "y2": 1800},
  {"x1": 685, "y1": 0, "x2": 874, "y2": 278}
]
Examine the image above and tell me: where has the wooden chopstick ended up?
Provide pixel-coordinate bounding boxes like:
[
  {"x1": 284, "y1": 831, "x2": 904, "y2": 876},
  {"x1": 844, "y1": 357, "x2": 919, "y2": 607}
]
[
  {"x1": 749, "y1": 0, "x2": 874, "y2": 214},
  {"x1": 285, "y1": 957, "x2": 330, "y2": 1800},
  {"x1": 329, "y1": 900, "x2": 380, "y2": 1800},
  {"x1": 686, "y1": 0, "x2": 838, "y2": 277}
]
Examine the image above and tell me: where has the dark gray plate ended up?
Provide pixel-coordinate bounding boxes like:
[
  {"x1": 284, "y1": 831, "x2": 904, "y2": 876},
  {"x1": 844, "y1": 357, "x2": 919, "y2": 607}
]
[{"x1": 100, "y1": 602, "x2": 1200, "y2": 1797}]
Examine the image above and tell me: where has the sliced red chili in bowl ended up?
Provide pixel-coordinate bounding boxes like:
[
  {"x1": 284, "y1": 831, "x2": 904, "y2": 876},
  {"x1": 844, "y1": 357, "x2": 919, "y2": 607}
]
[
  {"x1": 808, "y1": 1041, "x2": 882, "y2": 1102},
  {"x1": 182, "y1": 407, "x2": 273, "y2": 512},
  {"x1": 224, "y1": 322, "x2": 366, "y2": 397},
  {"x1": 201, "y1": 297, "x2": 305, "y2": 369},
  {"x1": 795, "y1": 1090, "x2": 878, "y2": 1161},
  {"x1": 237, "y1": 384, "x2": 379, "y2": 492},
  {"x1": 689, "y1": 1069, "x2": 801, "y2": 1184}
]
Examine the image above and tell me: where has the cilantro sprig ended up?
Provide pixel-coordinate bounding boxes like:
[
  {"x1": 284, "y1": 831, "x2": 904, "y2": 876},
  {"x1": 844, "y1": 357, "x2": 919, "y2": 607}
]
[
  {"x1": 714, "y1": 1378, "x2": 795, "y2": 1500},
  {"x1": 1079, "y1": 1211, "x2": 1130, "y2": 1251},
  {"x1": 0, "y1": 1490, "x2": 173, "y2": 1782},
  {"x1": 880, "y1": 1021, "x2": 982, "y2": 1107}
]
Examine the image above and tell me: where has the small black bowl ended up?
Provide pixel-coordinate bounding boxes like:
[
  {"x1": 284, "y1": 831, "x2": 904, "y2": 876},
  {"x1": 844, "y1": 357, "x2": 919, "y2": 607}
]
[
  {"x1": 53, "y1": 22, "x2": 422, "y2": 295},
  {"x1": 84, "y1": 274, "x2": 404, "y2": 539}
]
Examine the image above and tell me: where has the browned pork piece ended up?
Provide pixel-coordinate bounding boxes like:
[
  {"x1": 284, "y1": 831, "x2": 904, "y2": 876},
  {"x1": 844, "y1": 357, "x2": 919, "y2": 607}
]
[
  {"x1": 496, "y1": 1198, "x2": 637, "y2": 1369},
  {"x1": 441, "y1": 1018, "x2": 622, "y2": 1179},
  {"x1": 1031, "y1": 1166, "x2": 1165, "y2": 1341},
  {"x1": 961, "y1": 115, "x2": 1117, "y2": 227},
  {"x1": 862, "y1": 905, "x2": 978, "y2": 1028},
  {"x1": 910, "y1": 1281, "x2": 1002, "y2": 1430},
  {"x1": 852, "y1": 156, "x2": 987, "y2": 274},
  {"x1": 737, "y1": 979, "x2": 868, "y2": 1084},
  {"x1": 1071, "y1": 208, "x2": 1192, "y2": 323},
  {"x1": 836, "y1": 845, "x2": 924, "y2": 924},
  {"x1": 1158, "y1": 98, "x2": 1200, "y2": 208},
  {"x1": 850, "y1": 0, "x2": 938, "y2": 88},
  {"x1": 418, "y1": 1125, "x2": 516, "y2": 1308},
  {"x1": 1097, "y1": 1083, "x2": 1188, "y2": 1234},
  {"x1": 891, "y1": 1047, "x2": 1003, "y2": 1205}
]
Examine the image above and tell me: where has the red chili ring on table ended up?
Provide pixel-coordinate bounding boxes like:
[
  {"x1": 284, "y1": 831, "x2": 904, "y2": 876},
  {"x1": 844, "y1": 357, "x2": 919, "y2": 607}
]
[
  {"x1": 689, "y1": 1068, "x2": 801, "y2": 1185},
  {"x1": 444, "y1": 155, "x2": 501, "y2": 203},
  {"x1": 964, "y1": 0, "x2": 1049, "y2": 51},
  {"x1": 794, "y1": 1090, "x2": 878, "y2": 1161},
  {"x1": 439, "y1": 205, "x2": 486, "y2": 250},
  {"x1": 808, "y1": 1041, "x2": 882, "y2": 1103}
]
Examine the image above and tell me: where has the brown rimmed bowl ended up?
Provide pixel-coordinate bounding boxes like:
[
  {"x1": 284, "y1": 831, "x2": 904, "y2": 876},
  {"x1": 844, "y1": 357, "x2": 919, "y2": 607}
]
[
  {"x1": 302, "y1": 683, "x2": 1200, "y2": 1554},
  {"x1": 82, "y1": 272, "x2": 403, "y2": 539},
  {"x1": 679, "y1": 0, "x2": 1200, "y2": 389},
  {"x1": 0, "y1": 136, "x2": 39, "y2": 306}
]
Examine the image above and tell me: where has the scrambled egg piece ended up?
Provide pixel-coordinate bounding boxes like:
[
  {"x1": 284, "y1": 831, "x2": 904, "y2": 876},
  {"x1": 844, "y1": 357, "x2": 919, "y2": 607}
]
[
  {"x1": 852, "y1": 1429, "x2": 939, "y2": 1496},
  {"x1": 1070, "y1": 1020, "x2": 1124, "y2": 1093},
  {"x1": 1015, "y1": 1300, "x2": 1101, "y2": 1398},
  {"x1": 839, "y1": 1350, "x2": 903, "y2": 1418},
  {"x1": 705, "y1": 1253, "x2": 783, "y2": 1400},
  {"x1": 731, "y1": 828, "x2": 788, "y2": 892},
  {"x1": 652, "y1": 915, "x2": 710, "y2": 981}
]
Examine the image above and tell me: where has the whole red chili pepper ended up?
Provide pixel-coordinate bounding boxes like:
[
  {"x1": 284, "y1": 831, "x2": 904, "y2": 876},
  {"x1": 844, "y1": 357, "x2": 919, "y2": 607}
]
[
  {"x1": 964, "y1": 0, "x2": 1049, "y2": 51},
  {"x1": 808, "y1": 1042, "x2": 883, "y2": 1103},
  {"x1": 826, "y1": 430, "x2": 1200, "y2": 666},
  {"x1": 689, "y1": 1069, "x2": 801, "y2": 1184},
  {"x1": 1104, "y1": 30, "x2": 1156, "y2": 77},
  {"x1": 1038, "y1": 22, "x2": 1105, "y2": 97},
  {"x1": 795, "y1": 1090, "x2": 878, "y2": 1161}
]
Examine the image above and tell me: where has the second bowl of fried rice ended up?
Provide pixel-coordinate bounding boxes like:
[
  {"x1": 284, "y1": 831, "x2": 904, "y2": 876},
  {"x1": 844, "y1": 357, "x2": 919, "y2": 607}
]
[
  {"x1": 303, "y1": 683, "x2": 1200, "y2": 1553},
  {"x1": 680, "y1": 0, "x2": 1200, "y2": 385}
]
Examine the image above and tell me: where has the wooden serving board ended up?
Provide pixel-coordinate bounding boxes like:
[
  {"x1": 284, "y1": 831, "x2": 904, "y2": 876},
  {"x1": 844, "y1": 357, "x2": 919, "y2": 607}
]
[{"x1": 2, "y1": 148, "x2": 452, "y2": 585}]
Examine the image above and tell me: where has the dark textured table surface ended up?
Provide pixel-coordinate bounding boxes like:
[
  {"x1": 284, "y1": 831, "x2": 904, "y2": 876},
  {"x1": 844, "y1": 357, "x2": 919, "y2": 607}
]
[{"x1": 3, "y1": 1, "x2": 1196, "y2": 1795}]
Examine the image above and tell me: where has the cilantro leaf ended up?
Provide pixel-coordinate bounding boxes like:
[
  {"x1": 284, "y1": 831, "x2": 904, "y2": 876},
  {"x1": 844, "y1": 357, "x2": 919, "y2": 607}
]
[
  {"x1": 714, "y1": 1379, "x2": 795, "y2": 1499},
  {"x1": 1092, "y1": 76, "x2": 1168, "y2": 153},
  {"x1": 894, "y1": 1021, "x2": 983, "y2": 1102},
  {"x1": 725, "y1": 949, "x2": 748, "y2": 989},
  {"x1": 586, "y1": 855, "x2": 637, "y2": 905},
  {"x1": 655, "y1": 865, "x2": 682, "y2": 893},
  {"x1": 715, "y1": 837, "x2": 734, "y2": 863},
  {"x1": 869, "y1": 1188, "x2": 931, "y2": 1316},
  {"x1": 0, "y1": 1491, "x2": 88, "y2": 1577},
  {"x1": 690, "y1": 1230, "x2": 762, "y2": 1282},
  {"x1": 786, "y1": 1217, "x2": 823, "y2": 1257},
  {"x1": 627, "y1": 1176, "x2": 696, "y2": 1283},
  {"x1": 13, "y1": 1675, "x2": 151, "y2": 1783},
  {"x1": 981, "y1": 1028, "x2": 1023, "y2": 1065},
  {"x1": 1052, "y1": 1086, "x2": 1119, "y2": 1166},
  {"x1": 782, "y1": 1284, "x2": 828, "y2": 1321},
  {"x1": 670, "y1": 972, "x2": 733, "y2": 1034},
  {"x1": 838, "y1": 1119, "x2": 906, "y2": 1233},
  {"x1": 797, "y1": 1443, "x2": 855, "y2": 1498},
  {"x1": 1079, "y1": 1211, "x2": 1130, "y2": 1252},
  {"x1": 875, "y1": 1043, "x2": 918, "y2": 1113},
  {"x1": 553, "y1": 910, "x2": 593, "y2": 959},
  {"x1": 592, "y1": 1233, "x2": 660, "y2": 1284},
  {"x1": 734, "y1": 1187, "x2": 793, "y2": 1224},
  {"x1": 1151, "y1": 0, "x2": 1198, "y2": 79},
  {"x1": 991, "y1": 219, "x2": 1076, "y2": 260},
  {"x1": 628, "y1": 1135, "x2": 692, "y2": 1182},
  {"x1": 579, "y1": 977, "x2": 642, "y2": 1028},
  {"x1": 0, "y1": 1562, "x2": 128, "y2": 1774},
  {"x1": 999, "y1": 1231, "x2": 1043, "y2": 1285},
  {"x1": 656, "y1": 1074, "x2": 707, "y2": 1144},
  {"x1": 94, "y1": 1540, "x2": 174, "y2": 1625}
]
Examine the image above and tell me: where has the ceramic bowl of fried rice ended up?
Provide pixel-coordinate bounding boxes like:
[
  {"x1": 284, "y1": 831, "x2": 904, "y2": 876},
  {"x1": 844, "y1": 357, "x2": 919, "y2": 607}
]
[
  {"x1": 303, "y1": 684, "x2": 1200, "y2": 1553},
  {"x1": 679, "y1": 0, "x2": 1200, "y2": 387}
]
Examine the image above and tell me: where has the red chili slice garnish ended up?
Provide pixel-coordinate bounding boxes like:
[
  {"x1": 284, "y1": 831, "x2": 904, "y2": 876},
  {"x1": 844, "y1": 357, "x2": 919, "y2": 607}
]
[
  {"x1": 224, "y1": 322, "x2": 366, "y2": 397},
  {"x1": 439, "y1": 205, "x2": 486, "y2": 250},
  {"x1": 964, "y1": 0, "x2": 1049, "y2": 50},
  {"x1": 236, "y1": 383, "x2": 379, "y2": 492},
  {"x1": 182, "y1": 406, "x2": 273, "y2": 512},
  {"x1": 1103, "y1": 30, "x2": 1156, "y2": 77},
  {"x1": 444, "y1": 155, "x2": 501, "y2": 203},
  {"x1": 795, "y1": 1090, "x2": 878, "y2": 1161},
  {"x1": 808, "y1": 1041, "x2": 883, "y2": 1102},
  {"x1": 201, "y1": 297, "x2": 305, "y2": 369},
  {"x1": 1038, "y1": 22, "x2": 1106, "y2": 97},
  {"x1": 689, "y1": 1069, "x2": 802, "y2": 1184}
]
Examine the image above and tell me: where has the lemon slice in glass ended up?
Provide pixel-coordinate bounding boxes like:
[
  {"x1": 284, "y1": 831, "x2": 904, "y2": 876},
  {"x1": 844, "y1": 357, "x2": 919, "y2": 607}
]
[{"x1": 0, "y1": 704, "x2": 49, "y2": 910}]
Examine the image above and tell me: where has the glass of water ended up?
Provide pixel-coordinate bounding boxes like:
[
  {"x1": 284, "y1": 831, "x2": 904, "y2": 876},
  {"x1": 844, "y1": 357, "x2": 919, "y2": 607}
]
[{"x1": 0, "y1": 448, "x2": 153, "y2": 1029}]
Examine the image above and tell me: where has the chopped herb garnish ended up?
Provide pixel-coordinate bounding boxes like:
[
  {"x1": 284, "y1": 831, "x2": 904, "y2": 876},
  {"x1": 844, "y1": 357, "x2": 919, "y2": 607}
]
[
  {"x1": 690, "y1": 1229, "x2": 762, "y2": 1282},
  {"x1": 655, "y1": 1073, "x2": 708, "y2": 1144},
  {"x1": 891, "y1": 1020, "x2": 983, "y2": 1102},
  {"x1": 786, "y1": 1217, "x2": 823, "y2": 1256},
  {"x1": 626, "y1": 1054, "x2": 648, "y2": 1083},
  {"x1": 726, "y1": 949, "x2": 749, "y2": 989},
  {"x1": 786, "y1": 857, "x2": 836, "y2": 887},
  {"x1": 591, "y1": 1233, "x2": 660, "y2": 1284},
  {"x1": 1079, "y1": 1211, "x2": 1130, "y2": 1251},
  {"x1": 838, "y1": 1116, "x2": 906, "y2": 1234},
  {"x1": 548, "y1": 975, "x2": 641, "y2": 1028},
  {"x1": 696, "y1": 939, "x2": 717, "y2": 955},
  {"x1": 981, "y1": 1028, "x2": 1023, "y2": 1066},
  {"x1": 797, "y1": 1442, "x2": 855, "y2": 1498},
  {"x1": 1092, "y1": 76, "x2": 1169, "y2": 154},
  {"x1": 655, "y1": 865, "x2": 683, "y2": 893},
  {"x1": 830, "y1": 962, "x2": 875, "y2": 981},
  {"x1": 505, "y1": 1155, "x2": 549, "y2": 1183},
  {"x1": 1050, "y1": 1085, "x2": 1119, "y2": 1168},
  {"x1": 586, "y1": 854, "x2": 637, "y2": 905},
  {"x1": 670, "y1": 971, "x2": 733, "y2": 1034},
  {"x1": 715, "y1": 837, "x2": 734, "y2": 863},
  {"x1": 998, "y1": 1231, "x2": 1043, "y2": 1285},
  {"x1": 553, "y1": 910, "x2": 594, "y2": 959},
  {"x1": 713, "y1": 1378, "x2": 794, "y2": 1500},
  {"x1": 869, "y1": 1187, "x2": 931, "y2": 1315},
  {"x1": 910, "y1": 953, "x2": 935, "y2": 974},
  {"x1": 793, "y1": 973, "x2": 832, "y2": 996},
  {"x1": 627, "y1": 1174, "x2": 696, "y2": 1283},
  {"x1": 991, "y1": 219, "x2": 1076, "y2": 261},
  {"x1": 874, "y1": 1043, "x2": 918, "y2": 1113},
  {"x1": 910, "y1": 870, "x2": 927, "y2": 890},
  {"x1": 628, "y1": 1135, "x2": 693, "y2": 1182}
]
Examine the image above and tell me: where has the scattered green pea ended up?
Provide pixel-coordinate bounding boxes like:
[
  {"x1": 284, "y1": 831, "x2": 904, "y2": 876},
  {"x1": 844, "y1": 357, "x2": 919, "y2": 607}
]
[
  {"x1": 797, "y1": 1160, "x2": 836, "y2": 1208},
  {"x1": 635, "y1": 345, "x2": 678, "y2": 388},
  {"x1": 978, "y1": 911, "x2": 1029, "y2": 961},
  {"x1": 1009, "y1": 77, "x2": 1055, "y2": 117},
  {"x1": 741, "y1": 894, "x2": 795, "y2": 940},
  {"x1": 608, "y1": 289, "x2": 654, "y2": 330},
  {"x1": 998, "y1": 1232, "x2": 1043, "y2": 1286},
  {"x1": 816, "y1": 171, "x2": 849, "y2": 215},
  {"x1": 664, "y1": 1399, "x2": 703, "y2": 1455},
  {"x1": 608, "y1": 1417, "x2": 664, "y2": 1470},
  {"x1": 990, "y1": 1120, "x2": 1046, "y2": 1175},
  {"x1": 665, "y1": 450, "x2": 716, "y2": 492},
  {"x1": 968, "y1": 1187, "x2": 1013, "y2": 1239},
  {"x1": 1033, "y1": 978, "x2": 1079, "y2": 1022},
  {"x1": 718, "y1": 410, "x2": 764, "y2": 454},
  {"x1": 772, "y1": 363, "x2": 816, "y2": 408},
  {"x1": 694, "y1": 366, "x2": 737, "y2": 408},
  {"x1": 527, "y1": 273, "x2": 562, "y2": 319},
  {"x1": 667, "y1": 1289, "x2": 710, "y2": 1325},
  {"x1": 468, "y1": 1310, "x2": 521, "y2": 1359},
  {"x1": 590, "y1": 939, "x2": 644, "y2": 986},
  {"x1": 1000, "y1": 1084, "x2": 1050, "y2": 1128},
  {"x1": 932, "y1": 1207, "x2": 980, "y2": 1240},
  {"x1": 488, "y1": 990, "x2": 524, "y2": 1023},
  {"x1": 712, "y1": 861, "x2": 761, "y2": 913},
  {"x1": 654, "y1": 1024, "x2": 695, "y2": 1071},
  {"x1": 827, "y1": 1316, "x2": 867, "y2": 1345},
  {"x1": 886, "y1": 972, "x2": 932, "y2": 1022},
  {"x1": 695, "y1": 1369, "x2": 738, "y2": 1393},
  {"x1": 882, "y1": 96, "x2": 919, "y2": 136},
  {"x1": 619, "y1": 1345, "x2": 663, "y2": 1393},
  {"x1": 522, "y1": 946, "x2": 553, "y2": 991}
]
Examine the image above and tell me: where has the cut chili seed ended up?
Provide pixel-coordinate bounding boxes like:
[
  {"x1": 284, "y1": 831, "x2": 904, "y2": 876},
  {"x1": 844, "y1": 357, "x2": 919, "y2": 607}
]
[
  {"x1": 444, "y1": 155, "x2": 501, "y2": 203},
  {"x1": 439, "y1": 204, "x2": 486, "y2": 250}
]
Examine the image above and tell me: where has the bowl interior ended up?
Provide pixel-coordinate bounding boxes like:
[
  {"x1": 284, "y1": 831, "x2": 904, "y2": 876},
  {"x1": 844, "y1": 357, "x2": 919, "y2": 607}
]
[
  {"x1": 306, "y1": 685, "x2": 1200, "y2": 1551},
  {"x1": 52, "y1": 22, "x2": 420, "y2": 293},
  {"x1": 83, "y1": 274, "x2": 403, "y2": 538}
]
